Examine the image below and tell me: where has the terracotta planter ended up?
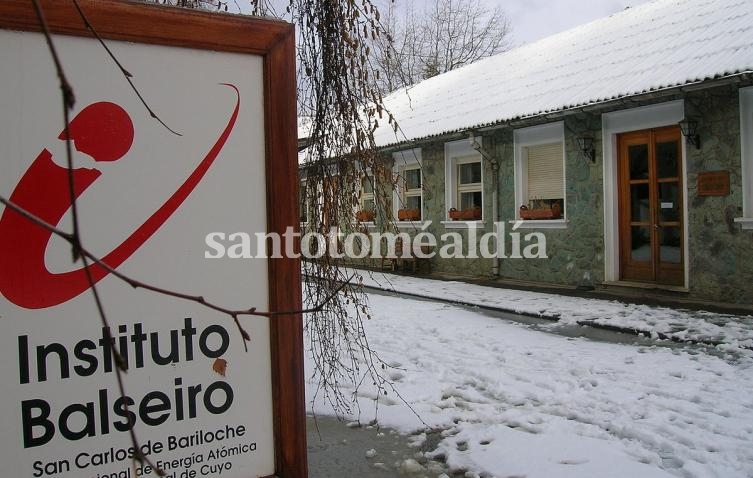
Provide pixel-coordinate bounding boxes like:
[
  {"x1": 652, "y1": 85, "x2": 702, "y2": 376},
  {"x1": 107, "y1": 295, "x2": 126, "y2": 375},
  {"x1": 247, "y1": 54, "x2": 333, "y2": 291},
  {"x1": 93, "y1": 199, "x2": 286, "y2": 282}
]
[
  {"x1": 448, "y1": 206, "x2": 482, "y2": 221},
  {"x1": 519, "y1": 203, "x2": 562, "y2": 220},
  {"x1": 355, "y1": 210, "x2": 375, "y2": 222},
  {"x1": 398, "y1": 208, "x2": 421, "y2": 221}
]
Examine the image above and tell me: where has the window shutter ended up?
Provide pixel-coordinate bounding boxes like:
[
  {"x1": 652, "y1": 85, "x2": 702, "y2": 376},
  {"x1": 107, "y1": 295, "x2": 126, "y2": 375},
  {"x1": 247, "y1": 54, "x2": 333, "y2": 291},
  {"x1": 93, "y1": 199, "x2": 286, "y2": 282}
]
[{"x1": 527, "y1": 143, "x2": 564, "y2": 201}]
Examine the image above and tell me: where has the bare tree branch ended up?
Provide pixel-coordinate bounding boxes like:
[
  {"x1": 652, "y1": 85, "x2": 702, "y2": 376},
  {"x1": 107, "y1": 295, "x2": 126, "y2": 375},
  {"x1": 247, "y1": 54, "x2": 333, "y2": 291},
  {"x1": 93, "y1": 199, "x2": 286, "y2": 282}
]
[
  {"x1": 21, "y1": 2, "x2": 364, "y2": 473},
  {"x1": 143, "y1": 0, "x2": 408, "y2": 420},
  {"x1": 371, "y1": 0, "x2": 512, "y2": 93},
  {"x1": 70, "y1": 0, "x2": 181, "y2": 135},
  {"x1": 0, "y1": 194, "x2": 352, "y2": 323},
  {"x1": 28, "y1": 1, "x2": 167, "y2": 474}
]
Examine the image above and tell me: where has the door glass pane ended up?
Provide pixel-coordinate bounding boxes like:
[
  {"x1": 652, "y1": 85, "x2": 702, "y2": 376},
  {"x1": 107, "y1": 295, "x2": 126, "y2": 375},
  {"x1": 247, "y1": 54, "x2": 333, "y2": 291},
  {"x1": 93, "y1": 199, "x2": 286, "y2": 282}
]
[
  {"x1": 658, "y1": 182, "x2": 680, "y2": 222},
  {"x1": 630, "y1": 184, "x2": 650, "y2": 222},
  {"x1": 629, "y1": 144, "x2": 649, "y2": 180},
  {"x1": 656, "y1": 140, "x2": 679, "y2": 179},
  {"x1": 459, "y1": 162, "x2": 481, "y2": 184},
  {"x1": 659, "y1": 227, "x2": 682, "y2": 264},
  {"x1": 631, "y1": 226, "x2": 651, "y2": 262}
]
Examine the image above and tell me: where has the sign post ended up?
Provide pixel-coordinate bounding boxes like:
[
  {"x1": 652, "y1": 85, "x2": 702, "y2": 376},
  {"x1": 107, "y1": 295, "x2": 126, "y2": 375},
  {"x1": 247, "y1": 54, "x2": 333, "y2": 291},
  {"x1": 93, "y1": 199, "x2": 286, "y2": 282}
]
[{"x1": 0, "y1": 1, "x2": 305, "y2": 477}]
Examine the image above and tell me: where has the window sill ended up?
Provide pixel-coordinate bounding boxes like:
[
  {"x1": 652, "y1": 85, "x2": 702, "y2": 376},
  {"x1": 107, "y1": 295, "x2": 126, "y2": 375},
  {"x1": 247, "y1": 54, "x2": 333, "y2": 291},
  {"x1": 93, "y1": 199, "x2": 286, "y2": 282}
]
[
  {"x1": 441, "y1": 220, "x2": 486, "y2": 230},
  {"x1": 353, "y1": 221, "x2": 377, "y2": 229},
  {"x1": 734, "y1": 217, "x2": 753, "y2": 230},
  {"x1": 509, "y1": 219, "x2": 568, "y2": 229},
  {"x1": 396, "y1": 220, "x2": 425, "y2": 229}
]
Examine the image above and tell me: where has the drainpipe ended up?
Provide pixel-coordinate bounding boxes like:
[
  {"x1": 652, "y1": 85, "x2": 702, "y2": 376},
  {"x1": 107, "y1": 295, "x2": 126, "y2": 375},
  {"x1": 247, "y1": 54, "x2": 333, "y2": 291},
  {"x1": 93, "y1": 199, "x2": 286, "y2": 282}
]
[{"x1": 469, "y1": 132, "x2": 500, "y2": 277}]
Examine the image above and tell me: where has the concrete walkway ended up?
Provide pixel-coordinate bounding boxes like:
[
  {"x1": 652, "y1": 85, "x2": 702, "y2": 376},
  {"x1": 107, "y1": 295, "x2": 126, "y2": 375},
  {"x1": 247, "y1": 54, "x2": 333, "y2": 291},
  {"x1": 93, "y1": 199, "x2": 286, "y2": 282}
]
[{"x1": 307, "y1": 416, "x2": 448, "y2": 478}]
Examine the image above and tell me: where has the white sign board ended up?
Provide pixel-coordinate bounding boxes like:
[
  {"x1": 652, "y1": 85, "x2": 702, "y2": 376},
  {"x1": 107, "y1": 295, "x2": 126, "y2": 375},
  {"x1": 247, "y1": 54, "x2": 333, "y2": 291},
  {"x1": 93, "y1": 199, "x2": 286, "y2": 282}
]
[{"x1": 0, "y1": 2, "x2": 303, "y2": 477}]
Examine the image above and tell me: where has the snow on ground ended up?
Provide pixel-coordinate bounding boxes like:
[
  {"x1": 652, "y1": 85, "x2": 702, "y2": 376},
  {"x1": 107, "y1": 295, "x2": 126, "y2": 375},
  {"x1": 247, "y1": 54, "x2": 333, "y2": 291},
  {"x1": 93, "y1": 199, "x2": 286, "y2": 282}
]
[
  {"x1": 305, "y1": 290, "x2": 753, "y2": 478},
  {"x1": 355, "y1": 271, "x2": 753, "y2": 355}
]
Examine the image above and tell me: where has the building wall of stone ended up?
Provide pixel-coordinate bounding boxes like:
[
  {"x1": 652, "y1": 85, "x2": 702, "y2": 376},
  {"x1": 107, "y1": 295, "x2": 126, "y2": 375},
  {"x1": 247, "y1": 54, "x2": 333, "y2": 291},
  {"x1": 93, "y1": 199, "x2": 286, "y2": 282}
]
[
  {"x1": 684, "y1": 85, "x2": 753, "y2": 302},
  {"x1": 385, "y1": 115, "x2": 609, "y2": 283},
  {"x1": 365, "y1": 85, "x2": 752, "y2": 302},
  {"x1": 483, "y1": 115, "x2": 607, "y2": 287},
  {"x1": 410, "y1": 140, "x2": 495, "y2": 276}
]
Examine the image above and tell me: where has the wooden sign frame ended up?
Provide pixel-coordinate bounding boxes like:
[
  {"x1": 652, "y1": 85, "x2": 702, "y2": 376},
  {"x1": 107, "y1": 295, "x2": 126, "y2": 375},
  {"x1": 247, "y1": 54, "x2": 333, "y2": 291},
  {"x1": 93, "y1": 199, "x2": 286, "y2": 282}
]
[
  {"x1": 0, "y1": 1, "x2": 305, "y2": 477},
  {"x1": 697, "y1": 170, "x2": 731, "y2": 197}
]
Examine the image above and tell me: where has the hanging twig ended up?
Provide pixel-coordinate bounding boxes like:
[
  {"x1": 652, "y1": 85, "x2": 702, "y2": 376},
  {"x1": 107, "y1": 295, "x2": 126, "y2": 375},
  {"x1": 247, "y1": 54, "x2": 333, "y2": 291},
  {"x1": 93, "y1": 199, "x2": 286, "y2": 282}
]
[
  {"x1": 0, "y1": 193, "x2": 352, "y2": 329},
  {"x1": 70, "y1": 0, "x2": 181, "y2": 135},
  {"x1": 29, "y1": 1, "x2": 168, "y2": 474},
  {"x1": 27, "y1": 0, "x2": 413, "y2": 447}
]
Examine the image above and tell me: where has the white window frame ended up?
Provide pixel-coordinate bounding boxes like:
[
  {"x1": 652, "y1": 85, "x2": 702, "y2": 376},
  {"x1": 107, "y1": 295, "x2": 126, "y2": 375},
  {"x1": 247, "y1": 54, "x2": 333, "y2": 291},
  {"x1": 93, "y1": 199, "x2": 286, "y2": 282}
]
[
  {"x1": 602, "y1": 99, "x2": 688, "y2": 287},
  {"x1": 299, "y1": 179, "x2": 310, "y2": 225},
  {"x1": 456, "y1": 157, "x2": 483, "y2": 208},
  {"x1": 392, "y1": 148, "x2": 423, "y2": 225},
  {"x1": 357, "y1": 169, "x2": 376, "y2": 223},
  {"x1": 445, "y1": 139, "x2": 483, "y2": 225},
  {"x1": 513, "y1": 121, "x2": 567, "y2": 229},
  {"x1": 735, "y1": 86, "x2": 753, "y2": 229}
]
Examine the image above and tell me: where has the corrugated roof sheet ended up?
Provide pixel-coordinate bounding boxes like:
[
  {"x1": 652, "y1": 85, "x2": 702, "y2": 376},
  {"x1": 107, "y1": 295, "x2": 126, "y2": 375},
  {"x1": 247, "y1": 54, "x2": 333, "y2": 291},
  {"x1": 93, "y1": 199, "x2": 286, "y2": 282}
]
[{"x1": 373, "y1": 0, "x2": 753, "y2": 147}]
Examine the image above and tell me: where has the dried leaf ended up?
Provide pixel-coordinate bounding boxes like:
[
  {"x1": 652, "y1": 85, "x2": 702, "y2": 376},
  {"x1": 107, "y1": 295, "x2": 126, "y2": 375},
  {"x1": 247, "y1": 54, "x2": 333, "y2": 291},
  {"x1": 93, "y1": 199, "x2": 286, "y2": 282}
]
[{"x1": 213, "y1": 358, "x2": 228, "y2": 377}]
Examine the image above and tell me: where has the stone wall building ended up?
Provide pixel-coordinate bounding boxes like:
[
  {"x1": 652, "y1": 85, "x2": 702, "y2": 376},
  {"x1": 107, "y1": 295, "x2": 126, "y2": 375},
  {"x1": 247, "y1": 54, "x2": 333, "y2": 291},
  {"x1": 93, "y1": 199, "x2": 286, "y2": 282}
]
[{"x1": 302, "y1": 0, "x2": 753, "y2": 304}]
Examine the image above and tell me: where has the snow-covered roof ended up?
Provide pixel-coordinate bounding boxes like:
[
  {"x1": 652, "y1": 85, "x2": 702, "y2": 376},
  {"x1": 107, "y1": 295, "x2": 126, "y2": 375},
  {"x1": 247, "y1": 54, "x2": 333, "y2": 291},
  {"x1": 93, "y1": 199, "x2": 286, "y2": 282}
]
[{"x1": 373, "y1": 0, "x2": 753, "y2": 147}]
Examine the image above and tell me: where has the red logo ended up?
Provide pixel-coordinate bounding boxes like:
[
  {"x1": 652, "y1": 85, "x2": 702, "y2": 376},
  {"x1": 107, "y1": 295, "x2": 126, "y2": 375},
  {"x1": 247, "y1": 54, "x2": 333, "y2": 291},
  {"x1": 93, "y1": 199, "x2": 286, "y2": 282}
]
[{"x1": 0, "y1": 84, "x2": 240, "y2": 309}]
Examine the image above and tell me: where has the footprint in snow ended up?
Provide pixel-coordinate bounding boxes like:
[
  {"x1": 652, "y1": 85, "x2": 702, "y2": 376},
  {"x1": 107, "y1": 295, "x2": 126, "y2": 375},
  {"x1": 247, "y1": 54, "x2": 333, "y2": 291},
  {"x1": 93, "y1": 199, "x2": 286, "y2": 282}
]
[{"x1": 389, "y1": 370, "x2": 406, "y2": 381}]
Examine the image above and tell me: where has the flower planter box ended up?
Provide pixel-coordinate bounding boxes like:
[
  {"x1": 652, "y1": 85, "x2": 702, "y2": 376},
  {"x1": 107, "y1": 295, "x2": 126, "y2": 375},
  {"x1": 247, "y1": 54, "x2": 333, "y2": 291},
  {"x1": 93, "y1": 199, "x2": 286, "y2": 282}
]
[
  {"x1": 355, "y1": 210, "x2": 375, "y2": 222},
  {"x1": 519, "y1": 203, "x2": 562, "y2": 220},
  {"x1": 448, "y1": 206, "x2": 482, "y2": 221},
  {"x1": 398, "y1": 208, "x2": 421, "y2": 221}
]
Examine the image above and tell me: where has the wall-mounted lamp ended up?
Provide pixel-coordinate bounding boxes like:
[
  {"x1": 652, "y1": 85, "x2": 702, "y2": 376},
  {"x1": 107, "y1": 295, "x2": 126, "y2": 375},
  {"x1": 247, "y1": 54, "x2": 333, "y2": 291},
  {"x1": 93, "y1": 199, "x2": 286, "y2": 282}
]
[
  {"x1": 576, "y1": 137, "x2": 596, "y2": 163},
  {"x1": 678, "y1": 118, "x2": 700, "y2": 149}
]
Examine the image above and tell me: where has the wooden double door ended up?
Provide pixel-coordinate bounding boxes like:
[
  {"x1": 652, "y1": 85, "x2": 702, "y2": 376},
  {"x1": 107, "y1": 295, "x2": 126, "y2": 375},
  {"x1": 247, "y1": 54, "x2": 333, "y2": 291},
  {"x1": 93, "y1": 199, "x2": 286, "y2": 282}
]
[{"x1": 618, "y1": 126, "x2": 684, "y2": 286}]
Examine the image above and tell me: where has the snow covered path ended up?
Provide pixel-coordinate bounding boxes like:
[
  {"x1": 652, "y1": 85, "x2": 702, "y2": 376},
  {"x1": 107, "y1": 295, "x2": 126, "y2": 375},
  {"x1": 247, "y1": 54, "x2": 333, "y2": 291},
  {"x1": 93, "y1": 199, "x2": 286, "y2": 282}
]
[
  {"x1": 355, "y1": 270, "x2": 753, "y2": 355},
  {"x1": 305, "y1": 292, "x2": 753, "y2": 478}
]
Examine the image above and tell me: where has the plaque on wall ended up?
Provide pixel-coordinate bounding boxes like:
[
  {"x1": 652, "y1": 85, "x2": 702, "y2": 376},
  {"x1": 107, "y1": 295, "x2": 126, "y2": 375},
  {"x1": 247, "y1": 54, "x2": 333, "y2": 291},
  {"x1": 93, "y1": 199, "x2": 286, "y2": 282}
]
[{"x1": 697, "y1": 171, "x2": 730, "y2": 197}]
